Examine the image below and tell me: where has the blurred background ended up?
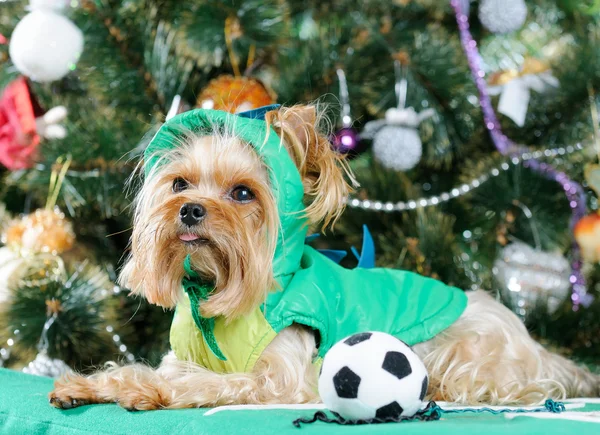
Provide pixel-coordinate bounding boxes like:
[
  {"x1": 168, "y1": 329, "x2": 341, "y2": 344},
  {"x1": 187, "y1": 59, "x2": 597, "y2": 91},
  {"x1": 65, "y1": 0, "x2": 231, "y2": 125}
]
[{"x1": 1, "y1": 0, "x2": 599, "y2": 377}]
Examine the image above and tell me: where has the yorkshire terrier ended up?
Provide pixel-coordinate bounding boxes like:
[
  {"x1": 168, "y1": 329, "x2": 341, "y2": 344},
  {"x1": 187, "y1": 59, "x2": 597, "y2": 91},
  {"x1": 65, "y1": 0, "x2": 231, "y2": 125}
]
[{"x1": 49, "y1": 105, "x2": 599, "y2": 411}]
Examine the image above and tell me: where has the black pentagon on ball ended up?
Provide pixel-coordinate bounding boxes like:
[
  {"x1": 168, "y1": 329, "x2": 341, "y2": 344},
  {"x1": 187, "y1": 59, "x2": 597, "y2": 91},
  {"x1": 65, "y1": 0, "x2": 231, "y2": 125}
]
[
  {"x1": 419, "y1": 376, "x2": 428, "y2": 401},
  {"x1": 344, "y1": 332, "x2": 372, "y2": 346},
  {"x1": 375, "y1": 401, "x2": 404, "y2": 420},
  {"x1": 382, "y1": 351, "x2": 412, "y2": 380},
  {"x1": 333, "y1": 366, "x2": 361, "y2": 399}
]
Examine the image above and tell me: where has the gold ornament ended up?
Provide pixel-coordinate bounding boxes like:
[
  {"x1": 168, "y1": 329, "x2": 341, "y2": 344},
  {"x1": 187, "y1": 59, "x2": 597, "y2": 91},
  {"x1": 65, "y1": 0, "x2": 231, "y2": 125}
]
[
  {"x1": 488, "y1": 58, "x2": 550, "y2": 86},
  {"x1": 2, "y1": 208, "x2": 74, "y2": 255},
  {"x1": 574, "y1": 212, "x2": 600, "y2": 263},
  {"x1": 196, "y1": 75, "x2": 277, "y2": 114}
]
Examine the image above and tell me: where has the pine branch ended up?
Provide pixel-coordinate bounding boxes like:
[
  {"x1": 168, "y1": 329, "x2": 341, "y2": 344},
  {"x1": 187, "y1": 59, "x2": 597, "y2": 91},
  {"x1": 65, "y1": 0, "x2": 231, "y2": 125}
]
[{"x1": 0, "y1": 262, "x2": 117, "y2": 370}]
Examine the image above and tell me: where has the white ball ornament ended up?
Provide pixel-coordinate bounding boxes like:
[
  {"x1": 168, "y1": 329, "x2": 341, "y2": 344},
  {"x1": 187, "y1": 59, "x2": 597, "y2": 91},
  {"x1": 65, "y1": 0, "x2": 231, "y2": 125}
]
[
  {"x1": 372, "y1": 125, "x2": 423, "y2": 172},
  {"x1": 318, "y1": 331, "x2": 429, "y2": 421},
  {"x1": 9, "y1": 9, "x2": 84, "y2": 82},
  {"x1": 478, "y1": 0, "x2": 528, "y2": 34},
  {"x1": 29, "y1": 0, "x2": 71, "y2": 11},
  {"x1": 364, "y1": 107, "x2": 435, "y2": 172}
]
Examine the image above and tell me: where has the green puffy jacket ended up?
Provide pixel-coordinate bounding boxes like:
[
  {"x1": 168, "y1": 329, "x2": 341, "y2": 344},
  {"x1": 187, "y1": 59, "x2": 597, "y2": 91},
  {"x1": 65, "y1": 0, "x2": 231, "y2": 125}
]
[{"x1": 144, "y1": 108, "x2": 467, "y2": 374}]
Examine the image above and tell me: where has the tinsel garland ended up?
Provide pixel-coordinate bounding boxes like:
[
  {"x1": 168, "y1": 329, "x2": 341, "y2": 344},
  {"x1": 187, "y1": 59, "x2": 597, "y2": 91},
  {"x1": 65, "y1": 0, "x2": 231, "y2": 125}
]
[{"x1": 450, "y1": 0, "x2": 590, "y2": 308}]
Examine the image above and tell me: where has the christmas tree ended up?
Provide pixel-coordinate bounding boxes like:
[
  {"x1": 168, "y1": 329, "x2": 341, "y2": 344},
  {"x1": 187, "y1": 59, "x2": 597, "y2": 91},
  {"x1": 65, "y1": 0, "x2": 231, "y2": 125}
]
[{"x1": 0, "y1": 0, "x2": 599, "y2": 374}]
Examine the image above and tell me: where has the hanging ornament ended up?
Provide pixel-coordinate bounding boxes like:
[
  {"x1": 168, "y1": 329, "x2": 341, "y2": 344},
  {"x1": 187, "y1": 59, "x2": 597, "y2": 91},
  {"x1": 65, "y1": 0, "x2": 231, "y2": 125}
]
[
  {"x1": 196, "y1": 75, "x2": 276, "y2": 114},
  {"x1": 478, "y1": 0, "x2": 527, "y2": 34},
  {"x1": 574, "y1": 213, "x2": 600, "y2": 264},
  {"x1": 0, "y1": 77, "x2": 68, "y2": 169},
  {"x1": 331, "y1": 69, "x2": 359, "y2": 154},
  {"x1": 22, "y1": 313, "x2": 71, "y2": 378},
  {"x1": 362, "y1": 60, "x2": 434, "y2": 171},
  {"x1": 488, "y1": 58, "x2": 559, "y2": 127},
  {"x1": 0, "y1": 158, "x2": 73, "y2": 304},
  {"x1": 22, "y1": 350, "x2": 71, "y2": 378},
  {"x1": 494, "y1": 241, "x2": 571, "y2": 319},
  {"x1": 9, "y1": 1, "x2": 84, "y2": 82}
]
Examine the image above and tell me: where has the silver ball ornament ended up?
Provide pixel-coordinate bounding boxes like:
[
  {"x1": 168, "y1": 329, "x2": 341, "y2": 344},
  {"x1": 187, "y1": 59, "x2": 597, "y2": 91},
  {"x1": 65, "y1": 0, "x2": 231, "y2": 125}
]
[
  {"x1": 493, "y1": 242, "x2": 571, "y2": 319},
  {"x1": 372, "y1": 125, "x2": 423, "y2": 171},
  {"x1": 22, "y1": 352, "x2": 71, "y2": 378},
  {"x1": 478, "y1": 0, "x2": 527, "y2": 34}
]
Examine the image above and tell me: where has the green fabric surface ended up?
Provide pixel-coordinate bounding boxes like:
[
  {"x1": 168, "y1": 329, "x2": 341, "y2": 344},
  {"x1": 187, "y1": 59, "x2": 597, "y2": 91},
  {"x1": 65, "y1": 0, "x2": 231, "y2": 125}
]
[{"x1": 2, "y1": 368, "x2": 600, "y2": 434}]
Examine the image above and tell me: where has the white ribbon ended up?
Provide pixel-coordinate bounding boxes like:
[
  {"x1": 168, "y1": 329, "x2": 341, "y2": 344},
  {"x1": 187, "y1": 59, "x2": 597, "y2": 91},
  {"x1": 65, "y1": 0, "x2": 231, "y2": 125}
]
[{"x1": 489, "y1": 71, "x2": 559, "y2": 127}]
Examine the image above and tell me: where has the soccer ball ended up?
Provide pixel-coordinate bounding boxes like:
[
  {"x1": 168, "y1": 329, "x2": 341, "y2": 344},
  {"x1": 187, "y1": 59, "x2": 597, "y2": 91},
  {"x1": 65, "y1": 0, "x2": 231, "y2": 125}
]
[{"x1": 318, "y1": 331, "x2": 429, "y2": 421}]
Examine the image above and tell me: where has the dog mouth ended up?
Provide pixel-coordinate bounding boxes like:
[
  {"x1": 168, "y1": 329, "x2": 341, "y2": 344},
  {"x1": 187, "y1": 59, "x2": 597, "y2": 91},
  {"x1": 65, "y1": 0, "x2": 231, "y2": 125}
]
[{"x1": 178, "y1": 233, "x2": 210, "y2": 245}]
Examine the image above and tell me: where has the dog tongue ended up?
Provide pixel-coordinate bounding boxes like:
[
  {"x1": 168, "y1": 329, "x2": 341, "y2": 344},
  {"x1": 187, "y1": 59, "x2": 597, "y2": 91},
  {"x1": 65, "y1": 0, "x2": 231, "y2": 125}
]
[{"x1": 179, "y1": 234, "x2": 200, "y2": 242}]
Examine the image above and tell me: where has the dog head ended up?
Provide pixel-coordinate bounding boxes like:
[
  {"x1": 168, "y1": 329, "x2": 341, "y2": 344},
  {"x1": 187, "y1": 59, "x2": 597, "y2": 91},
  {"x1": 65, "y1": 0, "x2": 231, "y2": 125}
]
[{"x1": 119, "y1": 105, "x2": 355, "y2": 320}]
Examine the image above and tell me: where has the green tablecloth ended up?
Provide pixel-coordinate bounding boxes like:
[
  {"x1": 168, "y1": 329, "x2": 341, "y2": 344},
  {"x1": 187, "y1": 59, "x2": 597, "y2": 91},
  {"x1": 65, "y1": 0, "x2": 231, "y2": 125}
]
[{"x1": 1, "y1": 368, "x2": 599, "y2": 434}]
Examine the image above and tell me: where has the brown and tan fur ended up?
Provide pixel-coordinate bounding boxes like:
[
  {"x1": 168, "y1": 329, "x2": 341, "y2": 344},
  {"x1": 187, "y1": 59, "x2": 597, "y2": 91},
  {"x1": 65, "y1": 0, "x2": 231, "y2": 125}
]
[{"x1": 49, "y1": 105, "x2": 599, "y2": 411}]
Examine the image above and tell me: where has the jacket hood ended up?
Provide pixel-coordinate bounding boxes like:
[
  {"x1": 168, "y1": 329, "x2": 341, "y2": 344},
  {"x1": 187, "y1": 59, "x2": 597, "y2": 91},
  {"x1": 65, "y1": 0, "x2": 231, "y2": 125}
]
[{"x1": 144, "y1": 108, "x2": 308, "y2": 282}]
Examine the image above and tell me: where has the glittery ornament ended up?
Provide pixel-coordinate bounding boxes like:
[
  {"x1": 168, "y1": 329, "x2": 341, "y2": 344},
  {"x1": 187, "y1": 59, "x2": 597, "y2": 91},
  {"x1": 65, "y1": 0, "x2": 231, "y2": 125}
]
[
  {"x1": 22, "y1": 351, "x2": 70, "y2": 378},
  {"x1": 363, "y1": 107, "x2": 434, "y2": 171},
  {"x1": 574, "y1": 213, "x2": 600, "y2": 263},
  {"x1": 493, "y1": 242, "x2": 571, "y2": 319},
  {"x1": 196, "y1": 75, "x2": 276, "y2": 114},
  {"x1": 478, "y1": 0, "x2": 527, "y2": 34},
  {"x1": 362, "y1": 61, "x2": 434, "y2": 171},
  {"x1": 373, "y1": 125, "x2": 422, "y2": 171},
  {"x1": 9, "y1": 5, "x2": 83, "y2": 82},
  {"x1": 0, "y1": 208, "x2": 72, "y2": 304},
  {"x1": 3, "y1": 207, "x2": 75, "y2": 254}
]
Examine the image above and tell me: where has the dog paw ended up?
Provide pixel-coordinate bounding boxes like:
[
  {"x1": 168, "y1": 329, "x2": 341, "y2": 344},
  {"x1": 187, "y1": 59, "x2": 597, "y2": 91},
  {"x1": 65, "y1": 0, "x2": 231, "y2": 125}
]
[
  {"x1": 49, "y1": 392, "x2": 90, "y2": 410},
  {"x1": 49, "y1": 375, "x2": 98, "y2": 409},
  {"x1": 116, "y1": 387, "x2": 171, "y2": 411},
  {"x1": 118, "y1": 395, "x2": 165, "y2": 411}
]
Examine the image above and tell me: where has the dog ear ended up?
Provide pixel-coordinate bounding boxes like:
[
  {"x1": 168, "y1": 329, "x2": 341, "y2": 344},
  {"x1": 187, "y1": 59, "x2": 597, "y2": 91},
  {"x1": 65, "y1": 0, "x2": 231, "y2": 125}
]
[
  {"x1": 117, "y1": 179, "x2": 184, "y2": 309},
  {"x1": 266, "y1": 105, "x2": 356, "y2": 230},
  {"x1": 118, "y1": 235, "x2": 184, "y2": 309}
]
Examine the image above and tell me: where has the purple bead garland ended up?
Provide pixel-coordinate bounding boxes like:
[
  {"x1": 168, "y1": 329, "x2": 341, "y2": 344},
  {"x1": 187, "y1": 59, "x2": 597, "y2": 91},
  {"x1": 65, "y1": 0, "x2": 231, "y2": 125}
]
[{"x1": 451, "y1": 0, "x2": 591, "y2": 308}]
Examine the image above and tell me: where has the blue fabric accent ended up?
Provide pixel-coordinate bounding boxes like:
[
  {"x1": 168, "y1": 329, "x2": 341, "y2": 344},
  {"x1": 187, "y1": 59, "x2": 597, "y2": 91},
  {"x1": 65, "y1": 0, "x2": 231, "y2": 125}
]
[
  {"x1": 351, "y1": 225, "x2": 375, "y2": 269},
  {"x1": 307, "y1": 225, "x2": 375, "y2": 267},
  {"x1": 317, "y1": 249, "x2": 348, "y2": 264},
  {"x1": 305, "y1": 234, "x2": 320, "y2": 243},
  {"x1": 237, "y1": 104, "x2": 281, "y2": 120},
  {"x1": 306, "y1": 234, "x2": 347, "y2": 264}
]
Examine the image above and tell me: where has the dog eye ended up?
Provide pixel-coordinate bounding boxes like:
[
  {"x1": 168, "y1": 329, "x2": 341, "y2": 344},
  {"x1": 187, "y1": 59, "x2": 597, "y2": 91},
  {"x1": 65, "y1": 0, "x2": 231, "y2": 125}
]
[
  {"x1": 172, "y1": 178, "x2": 188, "y2": 193},
  {"x1": 230, "y1": 185, "x2": 255, "y2": 203}
]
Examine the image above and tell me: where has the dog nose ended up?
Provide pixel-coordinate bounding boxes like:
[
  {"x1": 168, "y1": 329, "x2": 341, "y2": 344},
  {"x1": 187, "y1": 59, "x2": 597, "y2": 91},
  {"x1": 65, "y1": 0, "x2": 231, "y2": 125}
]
[{"x1": 179, "y1": 203, "x2": 206, "y2": 226}]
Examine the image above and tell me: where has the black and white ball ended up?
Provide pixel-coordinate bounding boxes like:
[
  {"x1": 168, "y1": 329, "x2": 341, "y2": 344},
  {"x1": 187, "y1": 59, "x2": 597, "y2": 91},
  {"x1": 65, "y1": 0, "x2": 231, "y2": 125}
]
[{"x1": 318, "y1": 331, "x2": 429, "y2": 421}]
